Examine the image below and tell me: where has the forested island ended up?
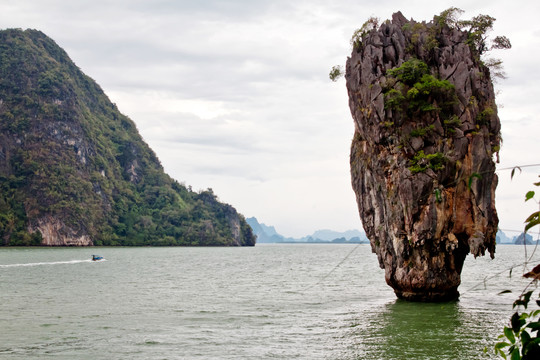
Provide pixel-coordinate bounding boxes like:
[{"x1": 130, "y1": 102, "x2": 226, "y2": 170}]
[{"x1": 0, "y1": 29, "x2": 255, "y2": 247}]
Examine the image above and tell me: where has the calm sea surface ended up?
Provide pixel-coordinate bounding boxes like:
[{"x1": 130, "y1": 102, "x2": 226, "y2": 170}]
[{"x1": 0, "y1": 244, "x2": 538, "y2": 359}]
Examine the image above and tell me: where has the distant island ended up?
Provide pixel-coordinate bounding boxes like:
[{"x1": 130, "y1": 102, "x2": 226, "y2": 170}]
[
  {"x1": 246, "y1": 217, "x2": 369, "y2": 244},
  {"x1": 247, "y1": 217, "x2": 536, "y2": 246},
  {"x1": 496, "y1": 230, "x2": 538, "y2": 245}
]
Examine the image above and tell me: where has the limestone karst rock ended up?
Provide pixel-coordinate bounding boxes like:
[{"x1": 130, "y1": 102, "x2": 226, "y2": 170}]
[
  {"x1": 346, "y1": 12, "x2": 500, "y2": 301},
  {"x1": 0, "y1": 29, "x2": 256, "y2": 247}
]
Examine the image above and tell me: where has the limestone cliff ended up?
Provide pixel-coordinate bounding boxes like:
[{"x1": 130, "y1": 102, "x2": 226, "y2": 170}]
[
  {"x1": 0, "y1": 29, "x2": 256, "y2": 247},
  {"x1": 346, "y1": 12, "x2": 500, "y2": 300}
]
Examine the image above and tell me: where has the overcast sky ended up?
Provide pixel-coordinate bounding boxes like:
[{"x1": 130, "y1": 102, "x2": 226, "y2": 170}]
[{"x1": 2, "y1": 0, "x2": 539, "y2": 238}]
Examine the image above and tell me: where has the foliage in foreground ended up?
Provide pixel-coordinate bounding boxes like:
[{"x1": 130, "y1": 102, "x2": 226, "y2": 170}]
[{"x1": 493, "y1": 176, "x2": 540, "y2": 359}]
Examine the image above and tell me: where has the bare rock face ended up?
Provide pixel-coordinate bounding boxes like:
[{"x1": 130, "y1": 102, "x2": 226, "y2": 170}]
[
  {"x1": 29, "y1": 216, "x2": 93, "y2": 246},
  {"x1": 346, "y1": 12, "x2": 500, "y2": 301}
]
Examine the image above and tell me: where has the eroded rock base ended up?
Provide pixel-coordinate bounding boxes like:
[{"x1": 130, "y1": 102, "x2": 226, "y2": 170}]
[{"x1": 395, "y1": 289, "x2": 459, "y2": 302}]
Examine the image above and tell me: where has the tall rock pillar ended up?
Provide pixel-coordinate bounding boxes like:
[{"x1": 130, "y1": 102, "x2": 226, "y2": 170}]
[{"x1": 346, "y1": 12, "x2": 500, "y2": 301}]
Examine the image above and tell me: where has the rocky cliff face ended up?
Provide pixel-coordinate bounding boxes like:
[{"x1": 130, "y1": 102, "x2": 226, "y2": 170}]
[
  {"x1": 346, "y1": 12, "x2": 500, "y2": 301},
  {"x1": 29, "y1": 216, "x2": 92, "y2": 246}
]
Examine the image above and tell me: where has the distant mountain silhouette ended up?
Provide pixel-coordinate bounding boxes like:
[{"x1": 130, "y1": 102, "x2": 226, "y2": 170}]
[
  {"x1": 496, "y1": 230, "x2": 539, "y2": 245},
  {"x1": 496, "y1": 230, "x2": 512, "y2": 244},
  {"x1": 246, "y1": 217, "x2": 369, "y2": 244},
  {"x1": 513, "y1": 232, "x2": 534, "y2": 245}
]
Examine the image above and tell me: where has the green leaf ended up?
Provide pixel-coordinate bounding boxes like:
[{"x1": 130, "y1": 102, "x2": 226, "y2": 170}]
[
  {"x1": 524, "y1": 211, "x2": 540, "y2": 232},
  {"x1": 468, "y1": 173, "x2": 482, "y2": 189},
  {"x1": 523, "y1": 291, "x2": 534, "y2": 304},
  {"x1": 524, "y1": 343, "x2": 540, "y2": 358},
  {"x1": 526, "y1": 338, "x2": 540, "y2": 348},
  {"x1": 433, "y1": 188, "x2": 442, "y2": 203},
  {"x1": 511, "y1": 167, "x2": 522, "y2": 179},
  {"x1": 521, "y1": 329, "x2": 531, "y2": 344},
  {"x1": 525, "y1": 212, "x2": 540, "y2": 222},
  {"x1": 505, "y1": 326, "x2": 516, "y2": 343},
  {"x1": 511, "y1": 312, "x2": 526, "y2": 331},
  {"x1": 495, "y1": 341, "x2": 511, "y2": 349},
  {"x1": 510, "y1": 347, "x2": 520, "y2": 360},
  {"x1": 525, "y1": 191, "x2": 535, "y2": 201}
]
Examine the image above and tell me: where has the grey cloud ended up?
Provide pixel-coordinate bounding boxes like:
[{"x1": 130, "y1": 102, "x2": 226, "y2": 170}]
[{"x1": 2, "y1": 0, "x2": 539, "y2": 236}]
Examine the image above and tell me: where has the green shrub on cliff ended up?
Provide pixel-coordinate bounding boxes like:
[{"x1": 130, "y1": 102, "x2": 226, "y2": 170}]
[
  {"x1": 387, "y1": 58, "x2": 429, "y2": 86},
  {"x1": 436, "y1": 8, "x2": 512, "y2": 78},
  {"x1": 408, "y1": 150, "x2": 446, "y2": 174},
  {"x1": 350, "y1": 16, "x2": 379, "y2": 50},
  {"x1": 329, "y1": 65, "x2": 343, "y2": 82},
  {"x1": 384, "y1": 59, "x2": 456, "y2": 116}
]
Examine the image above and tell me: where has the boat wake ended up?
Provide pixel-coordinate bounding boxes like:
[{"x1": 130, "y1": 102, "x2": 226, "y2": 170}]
[{"x1": 0, "y1": 259, "x2": 102, "y2": 268}]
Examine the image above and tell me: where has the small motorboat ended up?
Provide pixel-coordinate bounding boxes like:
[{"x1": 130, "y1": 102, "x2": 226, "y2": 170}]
[{"x1": 92, "y1": 255, "x2": 104, "y2": 261}]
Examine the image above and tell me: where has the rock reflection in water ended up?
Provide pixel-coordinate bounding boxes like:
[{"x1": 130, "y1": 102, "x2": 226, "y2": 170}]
[{"x1": 342, "y1": 300, "x2": 499, "y2": 359}]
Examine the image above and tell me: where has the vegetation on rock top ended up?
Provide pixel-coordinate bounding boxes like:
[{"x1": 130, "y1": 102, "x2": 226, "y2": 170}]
[{"x1": 345, "y1": 8, "x2": 505, "y2": 301}]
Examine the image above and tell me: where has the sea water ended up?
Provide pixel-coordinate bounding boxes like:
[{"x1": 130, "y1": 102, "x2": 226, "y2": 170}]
[{"x1": 0, "y1": 244, "x2": 537, "y2": 359}]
